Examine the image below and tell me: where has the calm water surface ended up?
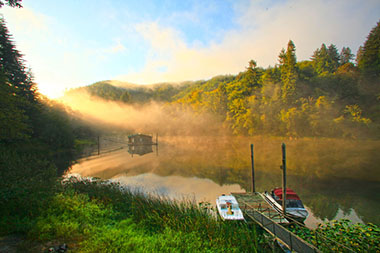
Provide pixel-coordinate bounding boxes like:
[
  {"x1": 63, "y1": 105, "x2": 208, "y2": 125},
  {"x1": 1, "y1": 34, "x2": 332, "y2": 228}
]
[{"x1": 70, "y1": 136, "x2": 380, "y2": 228}]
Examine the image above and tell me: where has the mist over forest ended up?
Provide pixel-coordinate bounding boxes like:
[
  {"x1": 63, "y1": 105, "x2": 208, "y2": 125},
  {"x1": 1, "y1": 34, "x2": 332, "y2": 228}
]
[{"x1": 62, "y1": 21, "x2": 380, "y2": 140}]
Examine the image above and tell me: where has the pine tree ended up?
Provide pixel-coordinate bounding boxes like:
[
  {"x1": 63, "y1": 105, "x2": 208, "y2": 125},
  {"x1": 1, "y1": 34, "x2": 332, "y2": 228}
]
[
  {"x1": 311, "y1": 44, "x2": 337, "y2": 74},
  {"x1": 279, "y1": 40, "x2": 298, "y2": 104},
  {"x1": 340, "y1": 47, "x2": 354, "y2": 65},
  {"x1": 0, "y1": 18, "x2": 36, "y2": 102},
  {"x1": 356, "y1": 46, "x2": 364, "y2": 66},
  {"x1": 358, "y1": 20, "x2": 380, "y2": 79},
  {"x1": 245, "y1": 59, "x2": 262, "y2": 88},
  {"x1": 327, "y1": 44, "x2": 340, "y2": 71},
  {"x1": 0, "y1": 69, "x2": 30, "y2": 143},
  {"x1": 0, "y1": 0, "x2": 22, "y2": 8}
]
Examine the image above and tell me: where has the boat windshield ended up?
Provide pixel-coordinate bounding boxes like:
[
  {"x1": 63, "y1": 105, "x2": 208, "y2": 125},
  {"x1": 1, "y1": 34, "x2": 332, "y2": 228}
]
[
  {"x1": 286, "y1": 199, "x2": 304, "y2": 208},
  {"x1": 220, "y1": 204, "x2": 239, "y2": 210},
  {"x1": 230, "y1": 204, "x2": 239, "y2": 210}
]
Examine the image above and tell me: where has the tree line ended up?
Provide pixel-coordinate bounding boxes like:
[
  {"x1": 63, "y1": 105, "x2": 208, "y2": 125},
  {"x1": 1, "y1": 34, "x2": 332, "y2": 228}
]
[
  {"x1": 173, "y1": 21, "x2": 380, "y2": 139},
  {"x1": 76, "y1": 20, "x2": 380, "y2": 139}
]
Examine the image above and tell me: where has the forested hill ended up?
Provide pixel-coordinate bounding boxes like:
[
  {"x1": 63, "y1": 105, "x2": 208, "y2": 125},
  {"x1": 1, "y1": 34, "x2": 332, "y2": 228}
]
[
  {"x1": 67, "y1": 20, "x2": 380, "y2": 139},
  {"x1": 65, "y1": 80, "x2": 197, "y2": 103}
]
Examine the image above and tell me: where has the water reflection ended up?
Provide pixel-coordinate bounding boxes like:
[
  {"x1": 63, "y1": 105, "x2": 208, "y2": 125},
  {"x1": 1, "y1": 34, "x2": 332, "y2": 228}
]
[
  {"x1": 70, "y1": 136, "x2": 380, "y2": 226},
  {"x1": 113, "y1": 173, "x2": 244, "y2": 203}
]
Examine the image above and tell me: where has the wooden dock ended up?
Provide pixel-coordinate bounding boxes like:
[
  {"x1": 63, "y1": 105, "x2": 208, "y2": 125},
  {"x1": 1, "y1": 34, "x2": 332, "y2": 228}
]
[
  {"x1": 233, "y1": 192, "x2": 289, "y2": 224},
  {"x1": 233, "y1": 192, "x2": 319, "y2": 253}
]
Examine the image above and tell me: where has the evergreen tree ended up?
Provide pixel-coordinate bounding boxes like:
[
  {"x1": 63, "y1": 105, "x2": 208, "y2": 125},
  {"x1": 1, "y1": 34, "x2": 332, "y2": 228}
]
[
  {"x1": 0, "y1": 70, "x2": 30, "y2": 143},
  {"x1": 340, "y1": 47, "x2": 354, "y2": 65},
  {"x1": 0, "y1": 18, "x2": 36, "y2": 102},
  {"x1": 245, "y1": 60, "x2": 262, "y2": 88},
  {"x1": 358, "y1": 20, "x2": 380, "y2": 79},
  {"x1": 312, "y1": 44, "x2": 338, "y2": 74},
  {"x1": 328, "y1": 44, "x2": 340, "y2": 71},
  {"x1": 0, "y1": 0, "x2": 22, "y2": 8},
  {"x1": 356, "y1": 46, "x2": 364, "y2": 66},
  {"x1": 279, "y1": 40, "x2": 298, "y2": 103}
]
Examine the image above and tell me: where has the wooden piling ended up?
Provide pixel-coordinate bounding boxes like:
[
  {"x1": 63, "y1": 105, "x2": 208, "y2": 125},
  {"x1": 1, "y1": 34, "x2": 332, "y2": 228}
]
[
  {"x1": 282, "y1": 143, "x2": 287, "y2": 215},
  {"x1": 98, "y1": 135, "x2": 100, "y2": 156},
  {"x1": 251, "y1": 144, "x2": 255, "y2": 193}
]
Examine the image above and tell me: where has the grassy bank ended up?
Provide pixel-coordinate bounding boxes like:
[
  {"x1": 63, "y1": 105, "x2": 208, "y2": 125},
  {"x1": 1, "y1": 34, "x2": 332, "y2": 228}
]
[{"x1": 2, "y1": 176, "x2": 265, "y2": 252}]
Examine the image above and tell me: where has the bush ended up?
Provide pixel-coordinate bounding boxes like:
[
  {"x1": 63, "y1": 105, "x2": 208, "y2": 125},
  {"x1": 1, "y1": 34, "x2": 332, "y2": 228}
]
[{"x1": 0, "y1": 146, "x2": 58, "y2": 235}]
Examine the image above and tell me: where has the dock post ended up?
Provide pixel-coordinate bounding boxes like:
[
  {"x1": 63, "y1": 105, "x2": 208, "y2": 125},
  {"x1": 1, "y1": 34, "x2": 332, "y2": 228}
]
[
  {"x1": 282, "y1": 143, "x2": 287, "y2": 215},
  {"x1": 98, "y1": 135, "x2": 100, "y2": 156},
  {"x1": 250, "y1": 144, "x2": 255, "y2": 193}
]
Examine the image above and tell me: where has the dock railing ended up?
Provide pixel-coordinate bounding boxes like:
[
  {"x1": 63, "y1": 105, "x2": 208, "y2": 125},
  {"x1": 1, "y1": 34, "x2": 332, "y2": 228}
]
[
  {"x1": 234, "y1": 192, "x2": 319, "y2": 252},
  {"x1": 242, "y1": 202, "x2": 319, "y2": 253}
]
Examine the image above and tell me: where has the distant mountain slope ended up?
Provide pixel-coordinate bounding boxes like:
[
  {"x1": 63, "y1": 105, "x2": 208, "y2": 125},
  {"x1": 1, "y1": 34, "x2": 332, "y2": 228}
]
[{"x1": 63, "y1": 79, "x2": 198, "y2": 103}]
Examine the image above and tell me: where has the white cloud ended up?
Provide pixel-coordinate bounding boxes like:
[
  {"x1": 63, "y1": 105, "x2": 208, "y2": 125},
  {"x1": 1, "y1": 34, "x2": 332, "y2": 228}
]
[
  {"x1": 110, "y1": 41, "x2": 125, "y2": 53},
  {"x1": 1, "y1": 6, "x2": 50, "y2": 33},
  {"x1": 1, "y1": 7, "x2": 128, "y2": 98},
  {"x1": 117, "y1": 0, "x2": 380, "y2": 84}
]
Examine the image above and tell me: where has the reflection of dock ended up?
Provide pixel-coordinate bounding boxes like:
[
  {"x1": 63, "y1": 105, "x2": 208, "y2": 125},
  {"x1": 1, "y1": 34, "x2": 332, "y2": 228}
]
[
  {"x1": 127, "y1": 133, "x2": 158, "y2": 157},
  {"x1": 233, "y1": 192, "x2": 319, "y2": 252}
]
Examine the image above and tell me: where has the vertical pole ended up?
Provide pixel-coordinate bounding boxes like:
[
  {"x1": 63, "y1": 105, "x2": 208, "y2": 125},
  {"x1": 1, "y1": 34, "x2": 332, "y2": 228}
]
[
  {"x1": 282, "y1": 143, "x2": 287, "y2": 215},
  {"x1": 250, "y1": 144, "x2": 255, "y2": 193},
  {"x1": 156, "y1": 133, "x2": 158, "y2": 156},
  {"x1": 97, "y1": 135, "x2": 100, "y2": 156}
]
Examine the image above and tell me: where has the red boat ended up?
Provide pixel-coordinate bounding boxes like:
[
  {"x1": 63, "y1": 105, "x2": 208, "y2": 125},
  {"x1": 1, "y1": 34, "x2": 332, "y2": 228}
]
[{"x1": 264, "y1": 188, "x2": 309, "y2": 222}]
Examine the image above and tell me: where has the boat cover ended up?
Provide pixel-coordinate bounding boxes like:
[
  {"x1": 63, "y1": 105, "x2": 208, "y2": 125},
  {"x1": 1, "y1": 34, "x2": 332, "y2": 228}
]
[{"x1": 273, "y1": 188, "x2": 300, "y2": 200}]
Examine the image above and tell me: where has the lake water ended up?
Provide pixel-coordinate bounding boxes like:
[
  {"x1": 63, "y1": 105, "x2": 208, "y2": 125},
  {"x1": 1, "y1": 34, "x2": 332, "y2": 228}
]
[{"x1": 69, "y1": 136, "x2": 380, "y2": 228}]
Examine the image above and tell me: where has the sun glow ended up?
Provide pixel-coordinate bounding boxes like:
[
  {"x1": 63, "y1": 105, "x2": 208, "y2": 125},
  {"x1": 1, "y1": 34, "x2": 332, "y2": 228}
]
[{"x1": 37, "y1": 83, "x2": 66, "y2": 99}]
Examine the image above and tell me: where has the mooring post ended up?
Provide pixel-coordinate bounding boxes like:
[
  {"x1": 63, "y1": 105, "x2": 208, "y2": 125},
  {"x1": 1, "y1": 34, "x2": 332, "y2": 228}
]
[
  {"x1": 156, "y1": 133, "x2": 159, "y2": 156},
  {"x1": 250, "y1": 144, "x2": 255, "y2": 193},
  {"x1": 98, "y1": 135, "x2": 100, "y2": 156},
  {"x1": 282, "y1": 143, "x2": 287, "y2": 215}
]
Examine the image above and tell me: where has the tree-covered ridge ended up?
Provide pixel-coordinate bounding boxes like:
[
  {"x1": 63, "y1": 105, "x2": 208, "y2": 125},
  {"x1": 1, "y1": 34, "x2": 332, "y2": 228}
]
[
  {"x1": 71, "y1": 21, "x2": 380, "y2": 139},
  {"x1": 66, "y1": 80, "x2": 195, "y2": 104},
  {"x1": 172, "y1": 21, "x2": 380, "y2": 139}
]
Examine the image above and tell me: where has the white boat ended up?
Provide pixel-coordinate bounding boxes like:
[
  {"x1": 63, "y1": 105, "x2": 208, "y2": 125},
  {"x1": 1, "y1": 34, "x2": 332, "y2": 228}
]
[
  {"x1": 216, "y1": 195, "x2": 244, "y2": 221},
  {"x1": 264, "y1": 188, "x2": 309, "y2": 222}
]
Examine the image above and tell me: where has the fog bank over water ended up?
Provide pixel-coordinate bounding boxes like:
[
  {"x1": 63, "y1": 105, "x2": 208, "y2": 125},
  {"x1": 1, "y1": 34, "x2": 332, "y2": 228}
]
[{"x1": 59, "y1": 91, "x2": 226, "y2": 136}]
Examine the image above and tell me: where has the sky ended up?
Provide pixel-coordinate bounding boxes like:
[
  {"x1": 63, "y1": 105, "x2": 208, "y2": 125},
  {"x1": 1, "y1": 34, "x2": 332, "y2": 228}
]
[{"x1": 1, "y1": 0, "x2": 380, "y2": 98}]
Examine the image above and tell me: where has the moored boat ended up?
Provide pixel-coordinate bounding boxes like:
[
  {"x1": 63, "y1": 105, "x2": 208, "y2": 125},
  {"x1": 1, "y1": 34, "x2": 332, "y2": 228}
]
[
  {"x1": 264, "y1": 188, "x2": 309, "y2": 222},
  {"x1": 216, "y1": 195, "x2": 244, "y2": 221}
]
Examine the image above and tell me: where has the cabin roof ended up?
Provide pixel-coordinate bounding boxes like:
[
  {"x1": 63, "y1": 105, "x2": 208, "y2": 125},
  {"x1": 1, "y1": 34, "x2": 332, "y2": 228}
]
[
  {"x1": 218, "y1": 195, "x2": 239, "y2": 204},
  {"x1": 273, "y1": 188, "x2": 300, "y2": 200}
]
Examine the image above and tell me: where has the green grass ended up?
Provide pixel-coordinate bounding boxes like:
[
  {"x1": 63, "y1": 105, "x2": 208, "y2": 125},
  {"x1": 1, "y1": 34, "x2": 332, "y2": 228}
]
[{"x1": 25, "y1": 177, "x2": 263, "y2": 252}]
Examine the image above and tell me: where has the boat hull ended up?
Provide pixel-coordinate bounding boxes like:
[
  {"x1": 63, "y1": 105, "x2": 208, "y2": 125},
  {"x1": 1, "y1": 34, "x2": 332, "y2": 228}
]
[
  {"x1": 264, "y1": 193, "x2": 308, "y2": 222},
  {"x1": 216, "y1": 195, "x2": 244, "y2": 221}
]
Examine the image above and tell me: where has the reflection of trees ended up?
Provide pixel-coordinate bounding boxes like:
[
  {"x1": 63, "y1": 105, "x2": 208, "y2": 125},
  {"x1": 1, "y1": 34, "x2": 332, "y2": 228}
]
[
  {"x1": 84, "y1": 136, "x2": 380, "y2": 226},
  {"x1": 288, "y1": 175, "x2": 380, "y2": 225},
  {"x1": 155, "y1": 147, "x2": 380, "y2": 225},
  {"x1": 303, "y1": 194, "x2": 339, "y2": 220}
]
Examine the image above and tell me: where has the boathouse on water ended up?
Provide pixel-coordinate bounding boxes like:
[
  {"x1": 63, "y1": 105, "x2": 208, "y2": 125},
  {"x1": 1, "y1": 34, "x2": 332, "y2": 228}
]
[
  {"x1": 127, "y1": 134, "x2": 154, "y2": 145},
  {"x1": 127, "y1": 134, "x2": 157, "y2": 156}
]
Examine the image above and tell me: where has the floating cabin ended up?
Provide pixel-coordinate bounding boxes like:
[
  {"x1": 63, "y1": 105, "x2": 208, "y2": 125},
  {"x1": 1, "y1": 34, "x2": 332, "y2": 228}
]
[{"x1": 127, "y1": 134, "x2": 157, "y2": 156}]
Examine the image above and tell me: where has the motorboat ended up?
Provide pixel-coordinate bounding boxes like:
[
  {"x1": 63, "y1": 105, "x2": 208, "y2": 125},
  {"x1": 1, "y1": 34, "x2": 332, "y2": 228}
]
[
  {"x1": 216, "y1": 195, "x2": 244, "y2": 221},
  {"x1": 264, "y1": 188, "x2": 309, "y2": 222}
]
